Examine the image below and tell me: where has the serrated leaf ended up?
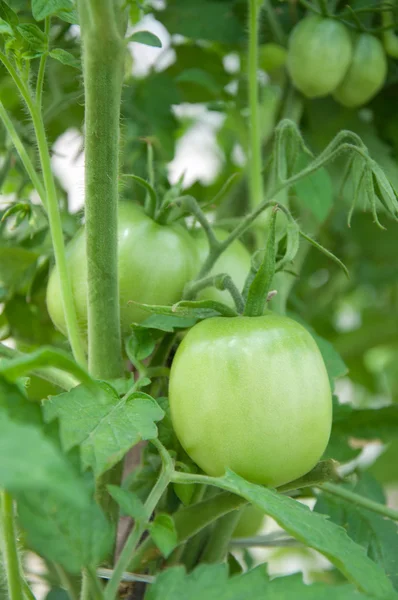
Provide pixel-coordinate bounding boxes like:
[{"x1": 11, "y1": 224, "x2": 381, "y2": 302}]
[
  {"x1": 17, "y1": 23, "x2": 47, "y2": 48},
  {"x1": 43, "y1": 384, "x2": 164, "y2": 476},
  {"x1": 32, "y1": 0, "x2": 74, "y2": 21},
  {"x1": 146, "y1": 564, "x2": 367, "y2": 600},
  {"x1": 18, "y1": 491, "x2": 113, "y2": 574},
  {"x1": 209, "y1": 470, "x2": 396, "y2": 599},
  {"x1": 139, "y1": 314, "x2": 197, "y2": 332},
  {"x1": 149, "y1": 513, "x2": 178, "y2": 558},
  {"x1": 107, "y1": 485, "x2": 147, "y2": 521},
  {"x1": 129, "y1": 30, "x2": 162, "y2": 47},
  {"x1": 130, "y1": 299, "x2": 236, "y2": 320},
  {"x1": 50, "y1": 48, "x2": 80, "y2": 69},
  {"x1": 316, "y1": 474, "x2": 398, "y2": 590}
]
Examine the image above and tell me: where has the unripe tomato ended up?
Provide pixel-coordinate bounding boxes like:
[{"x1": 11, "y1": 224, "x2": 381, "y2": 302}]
[
  {"x1": 232, "y1": 504, "x2": 266, "y2": 538},
  {"x1": 193, "y1": 229, "x2": 251, "y2": 308},
  {"x1": 333, "y1": 34, "x2": 387, "y2": 108},
  {"x1": 287, "y1": 16, "x2": 352, "y2": 98},
  {"x1": 169, "y1": 314, "x2": 332, "y2": 488},
  {"x1": 46, "y1": 203, "x2": 198, "y2": 338}
]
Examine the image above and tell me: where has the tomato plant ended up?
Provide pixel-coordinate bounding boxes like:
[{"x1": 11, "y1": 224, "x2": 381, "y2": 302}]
[
  {"x1": 46, "y1": 203, "x2": 198, "y2": 338},
  {"x1": 0, "y1": 0, "x2": 397, "y2": 599}
]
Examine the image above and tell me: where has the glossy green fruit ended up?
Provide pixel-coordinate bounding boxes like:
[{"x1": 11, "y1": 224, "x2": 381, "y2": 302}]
[
  {"x1": 169, "y1": 314, "x2": 332, "y2": 488},
  {"x1": 232, "y1": 504, "x2": 266, "y2": 538},
  {"x1": 46, "y1": 203, "x2": 198, "y2": 338},
  {"x1": 287, "y1": 16, "x2": 352, "y2": 98},
  {"x1": 193, "y1": 229, "x2": 251, "y2": 308},
  {"x1": 333, "y1": 34, "x2": 387, "y2": 107}
]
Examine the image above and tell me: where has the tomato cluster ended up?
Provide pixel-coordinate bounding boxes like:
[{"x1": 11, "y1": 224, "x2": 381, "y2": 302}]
[
  {"x1": 287, "y1": 16, "x2": 387, "y2": 107},
  {"x1": 47, "y1": 205, "x2": 332, "y2": 488}
]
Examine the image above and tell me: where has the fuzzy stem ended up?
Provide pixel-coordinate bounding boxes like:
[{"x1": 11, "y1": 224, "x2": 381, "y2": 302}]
[
  {"x1": 35, "y1": 18, "x2": 50, "y2": 110},
  {"x1": 0, "y1": 102, "x2": 46, "y2": 205},
  {"x1": 0, "y1": 492, "x2": 24, "y2": 600},
  {"x1": 201, "y1": 509, "x2": 244, "y2": 564},
  {"x1": 78, "y1": 0, "x2": 125, "y2": 379}
]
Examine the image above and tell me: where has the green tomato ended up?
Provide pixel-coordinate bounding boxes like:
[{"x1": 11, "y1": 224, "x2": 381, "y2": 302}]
[
  {"x1": 333, "y1": 34, "x2": 387, "y2": 108},
  {"x1": 287, "y1": 16, "x2": 352, "y2": 98},
  {"x1": 169, "y1": 314, "x2": 332, "y2": 488},
  {"x1": 232, "y1": 504, "x2": 266, "y2": 538},
  {"x1": 193, "y1": 229, "x2": 251, "y2": 308},
  {"x1": 46, "y1": 203, "x2": 198, "y2": 338}
]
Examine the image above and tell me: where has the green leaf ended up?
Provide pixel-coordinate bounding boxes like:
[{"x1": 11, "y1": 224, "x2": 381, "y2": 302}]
[
  {"x1": 139, "y1": 314, "x2": 197, "y2": 332},
  {"x1": 50, "y1": 48, "x2": 80, "y2": 69},
  {"x1": 18, "y1": 491, "x2": 113, "y2": 574},
  {"x1": 17, "y1": 23, "x2": 47, "y2": 48},
  {"x1": 244, "y1": 207, "x2": 277, "y2": 317},
  {"x1": 209, "y1": 470, "x2": 396, "y2": 599},
  {"x1": 175, "y1": 68, "x2": 220, "y2": 95},
  {"x1": 0, "y1": 247, "x2": 39, "y2": 292},
  {"x1": 0, "y1": 17, "x2": 14, "y2": 36},
  {"x1": 149, "y1": 513, "x2": 178, "y2": 558},
  {"x1": 32, "y1": 0, "x2": 75, "y2": 21},
  {"x1": 294, "y1": 153, "x2": 334, "y2": 223},
  {"x1": 153, "y1": 0, "x2": 244, "y2": 45},
  {"x1": 107, "y1": 485, "x2": 147, "y2": 521},
  {"x1": 315, "y1": 474, "x2": 398, "y2": 590},
  {"x1": 332, "y1": 404, "x2": 398, "y2": 443},
  {"x1": 0, "y1": 411, "x2": 88, "y2": 509},
  {"x1": 43, "y1": 384, "x2": 164, "y2": 476},
  {"x1": 128, "y1": 30, "x2": 162, "y2": 48},
  {"x1": 146, "y1": 565, "x2": 367, "y2": 599},
  {"x1": 0, "y1": 1, "x2": 19, "y2": 27}
]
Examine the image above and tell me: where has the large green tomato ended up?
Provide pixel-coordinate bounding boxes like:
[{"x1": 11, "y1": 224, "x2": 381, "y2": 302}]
[
  {"x1": 46, "y1": 203, "x2": 198, "y2": 337},
  {"x1": 287, "y1": 16, "x2": 352, "y2": 98},
  {"x1": 193, "y1": 229, "x2": 251, "y2": 308},
  {"x1": 169, "y1": 314, "x2": 332, "y2": 488},
  {"x1": 333, "y1": 34, "x2": 387, "y2": 108}
]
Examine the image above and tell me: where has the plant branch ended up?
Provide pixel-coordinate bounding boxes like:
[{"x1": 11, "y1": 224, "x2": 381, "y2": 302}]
[
  {"x1": 36, "y1": 18, "x2": 50, "y2": 109},
  {"x1": 0, "y1": 491, "x2": 24, "y2": 600},
  {"x1": 248, "y1": 0, "x2": 264, "y2": 220},
  {"x1": 318, "y1": 482, "x2": 398, "y2": 521},
  {"x1": 0, "y1": 102, "x2": 46, "y2": 204},
  {"x1": 185, "y1": 274, "x2": 245, "y2": 313},
  {"x1": 105, "y1": 440, "x2": 173, "y2": 600}
]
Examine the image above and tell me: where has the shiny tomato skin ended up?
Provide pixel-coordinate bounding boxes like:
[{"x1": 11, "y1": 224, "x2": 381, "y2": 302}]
[
  {"x1": 169, "y1": 314, "x2": 332, "y2": 488},
  {"x1": 333, "y1": 34, "x2": 387, "y2": 108},
  {"x1": 46, "y1": 203, "x2": 198, "y2": 338},
  {"x1": 193, "y1": 228, "x2": 251, "y2": 308},
  {"x1": 287, "y1": 16, "x2": 352, "y2": 98}
]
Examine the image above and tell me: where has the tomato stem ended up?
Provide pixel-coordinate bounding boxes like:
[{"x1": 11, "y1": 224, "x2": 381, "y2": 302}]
[
  {"x1": 0, "y1": 52, "x2": 86, "y2": 367},
  {"x1": 78, "y1": 0, "x2": 125, "y2": 379},
  {"x1": 247, "y1": 0, "x2": 264, "y2": 246},
  {"x1": 0, "y1": 491, "x2": 24, "y2": 600},
  {"x1": 318, "y1": 482, "x2": 398, "y2": 521},
  {"x1": 186, "y1": 274, "x2": 245, "y2": 313},
  {"x1": 201, "y1": 509, "x2": 244, "y2": 563}
]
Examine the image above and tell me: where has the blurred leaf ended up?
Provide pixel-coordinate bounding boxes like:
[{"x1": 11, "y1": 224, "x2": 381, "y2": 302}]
[
  {"x1": 0, "y1": 247, "x2": 39, "y2": 292},
  {"x1": 176, "y1": 68, "x2": 221, "y2": 96},
  {"x1": 129, "y1": 30, "x2": 162, "y2": 47},
  {"x1": 32, "y1": 0, "x2": 76, "y2": 21},
  {"x1": 153, "y1": 0, "x2": 245, "y2": 44},
  {"x1": 294, "y1": 154, "x2": 334, "y2": 224},
  {"x1": 332, "y1": 404, "x2": 398, "y2": 443},
  {"x1": 43, "y1": 384, "x2": 164, "y2": 476},
  {"x1": 49, "y1": 48, "x2": 80, "y2": 69}
]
